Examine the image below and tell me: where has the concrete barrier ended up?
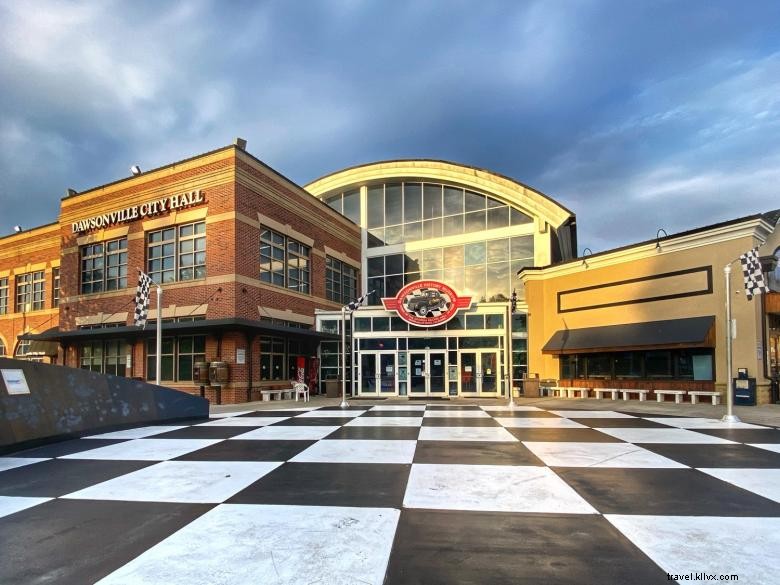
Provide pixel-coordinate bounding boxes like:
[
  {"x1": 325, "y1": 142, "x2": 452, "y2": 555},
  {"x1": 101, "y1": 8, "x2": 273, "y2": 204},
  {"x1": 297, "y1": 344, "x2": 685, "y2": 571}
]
[{"x1": 0, "y1": 357, "x2": 208, "y2": 453}]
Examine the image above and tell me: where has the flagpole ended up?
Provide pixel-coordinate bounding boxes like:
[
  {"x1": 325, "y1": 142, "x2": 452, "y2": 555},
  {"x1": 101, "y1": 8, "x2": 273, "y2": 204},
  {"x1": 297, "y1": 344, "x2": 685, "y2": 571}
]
[
  {"x1": 156, "y1": 284, "x2": 162, "y2": 387},
  {"x1": 722, "y1": 263, "x2": 741, "y2": 423},
  {"x1": 340, "y1": 305, "x2": 348, "y2": 408}
]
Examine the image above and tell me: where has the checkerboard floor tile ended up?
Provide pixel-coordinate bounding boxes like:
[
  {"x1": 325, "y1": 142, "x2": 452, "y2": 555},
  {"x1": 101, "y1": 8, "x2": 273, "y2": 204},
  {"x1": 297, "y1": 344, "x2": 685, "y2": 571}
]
[{"x1": 3, "y1": 402, "x2": 780, "y2": 584}]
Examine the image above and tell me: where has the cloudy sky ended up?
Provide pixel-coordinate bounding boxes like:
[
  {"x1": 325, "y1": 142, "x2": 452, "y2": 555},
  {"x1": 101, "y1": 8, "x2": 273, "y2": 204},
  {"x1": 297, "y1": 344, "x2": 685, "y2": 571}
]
[{"x1": 1, "y1": 0, "x2": 778, "y2": 252}]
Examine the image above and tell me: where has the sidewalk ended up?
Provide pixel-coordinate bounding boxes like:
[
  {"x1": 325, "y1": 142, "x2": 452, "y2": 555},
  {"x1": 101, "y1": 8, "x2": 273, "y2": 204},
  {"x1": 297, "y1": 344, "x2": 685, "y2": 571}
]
[{"x1": 211, "y1": 395, "x2": 780, "y2": 427}]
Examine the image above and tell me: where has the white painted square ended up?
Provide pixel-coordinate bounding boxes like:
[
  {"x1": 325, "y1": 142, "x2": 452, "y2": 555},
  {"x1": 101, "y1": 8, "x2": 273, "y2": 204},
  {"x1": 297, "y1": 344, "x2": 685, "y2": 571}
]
[
  {"x1": 83, "y1": 426, "x2": 187, "y2": 439},
  {"x1": 750, "y1": 443, "x2": 780, "y2": 454},
  {"x1": 0, "y1": 457, "x2": 50, "y2": 473},
  {"x1": 494, "y1": 417, "x2": 586, "y2": 428},
  {"x1": 63, "y1": 461, "x2": 281, "y2": 504},
  {"x1": 230, "y1": 426, "x2": 339, "y2": 441},
  {"x1": 370, "y1": 405, "x2": 426, "y2": 411},
  {"x1": 644, "y1": 417, "x2": 768, "y2": 430},
  {"x1": 423, "y1": 410, "x2": 490, "y2": 418},
  {"x1": 549, "y1": 410, "x2": 635, "y2": 419},
  {"x1": 606, "y1": 515, "x2": 780, "y2": 585},
  {"x1": 595, "y1": 428, "x2": 736, "y2": 444},
  {"x1": 418, "y1": 426, "x2": 518, "y2": 442},
  {"x1": 297, "y1": 409, "x2": 366, "y2": 418},
  {"x1": 480, "y1": 405, "x2": 542, "y2": 411},
  {"x1": 60, "y1": 438, "x2": 221, "y2": 461},
  {"x1": 208, "y1": 410, "x2": 255, "y2": 418},
  {"x1": 698, "y1": 468, "x2": 780, "y2": 503},
  {"x1": 404, "y1": 464, "x2": 596, "y2": 513},
  {"x1": 346, "y1": 417, "x2": 423, "y2": 427},
  {"x1": 290, "y1": 439, "x2": 416, "y2": 464},
  {"x1": 197, "y1": 417, "x2": 289, "y2": 427},
  {"x1": 522, "y1": 442, "x2": 687, "y2": 468},
  {"x1": 96, "y1": 504, "x2": 400, "y2": 585},
  {"x1": 0, "y1": 496, "x2": 52, "y2": 519}
]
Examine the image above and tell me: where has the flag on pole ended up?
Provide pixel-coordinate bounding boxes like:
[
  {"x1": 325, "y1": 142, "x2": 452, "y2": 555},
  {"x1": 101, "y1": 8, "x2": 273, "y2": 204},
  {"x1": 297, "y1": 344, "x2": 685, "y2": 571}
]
[
  {"x1": 346, "y1": 290, "x2": 374, "y2": 312},
  {"x1": 739, "y1": 248, "x2": 769, "y2": 300},
  {"x1": 133, "y1": 270, "x2": 153, "y2": 326},
  {"x1": 510, "y1": 289, "x2": 518, "y2": 314}
]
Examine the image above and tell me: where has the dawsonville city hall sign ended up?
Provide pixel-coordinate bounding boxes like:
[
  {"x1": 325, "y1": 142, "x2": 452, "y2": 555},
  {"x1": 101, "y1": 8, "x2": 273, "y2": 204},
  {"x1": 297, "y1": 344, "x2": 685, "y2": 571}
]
[{"x1": 70, "y1": 189, "x2": 206, "y2": 234}]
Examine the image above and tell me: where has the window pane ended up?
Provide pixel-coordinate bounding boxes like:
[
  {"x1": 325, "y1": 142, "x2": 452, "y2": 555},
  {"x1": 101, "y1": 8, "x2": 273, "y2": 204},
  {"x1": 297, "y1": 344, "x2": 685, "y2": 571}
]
[
  {"x1": 443, "y1": 186, "x2": 463, "y2": 216},
  {"x1": 342, "y1": 189, "x2": 360, "y2": 224},
  {"x1": 423, "y1": 184, "x2": 442, "y2": 219},
  {"x1": 403, "y1": 183, "x2": 422, "y2": 223},
  {"x1": 385, "y1": 183, "x2": 402, "y2": 225},
  {"x1": 367, "y1": 185, "x2": 384, "y2": 228}
]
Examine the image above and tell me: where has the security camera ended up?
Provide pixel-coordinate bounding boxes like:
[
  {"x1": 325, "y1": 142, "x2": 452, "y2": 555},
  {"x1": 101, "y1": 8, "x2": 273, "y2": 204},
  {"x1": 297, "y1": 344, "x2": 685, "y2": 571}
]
[
  {"x1": 130, "y1": 165, "x2": 142, "y2": 176},
  {"x1": 13, "y1": 225, "x2": 22, "y2": 233}
]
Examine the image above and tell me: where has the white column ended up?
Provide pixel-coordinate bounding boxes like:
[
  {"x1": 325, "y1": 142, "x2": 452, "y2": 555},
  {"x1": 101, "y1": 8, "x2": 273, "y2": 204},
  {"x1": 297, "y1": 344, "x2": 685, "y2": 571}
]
[
  {"x1": 722, "y1": 264, "x2": 740, "y2": 423},
  {"x1": 155, "y1": 285, "x2": 162, "y2": 387}
]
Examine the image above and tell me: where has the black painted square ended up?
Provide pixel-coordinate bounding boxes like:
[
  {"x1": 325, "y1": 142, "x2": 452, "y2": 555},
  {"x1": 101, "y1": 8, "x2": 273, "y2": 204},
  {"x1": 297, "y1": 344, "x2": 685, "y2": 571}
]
[
  {"x1": 506, "y1": 428, "x2": 624, "y2": 442},
  {"x1": 174, "y1": 440, "x2": 316, "y2": 461},
  {"x1": 556, "y1": 468, "x2": 780, "y2": 516},
  {"x1": 4, "y1": 438, "x2": 127, "y2": 458},
  {"x1": 0, "y1": 459, "x2": 154, "y2": 497},
  {"x1": 327, "y1": 426, "x2": 421, "y2": 440},
  {"x1": 384, "y1": 510, "x2": 668, "y2": 585},
  {"x1": 421, "y1": 417, "x2": 500, "y2": 427},
  {"x1": 570, "y1": 418, "x2": 674, "y2": 429},
  {"x1": 690, "y1": 428, "x2": 780, "y2": 443},
  {"x1": 413, "y1": 441, "x2": 544, "y2": 466},
  {"x1": 271, "y1": 417, "x2": 357, "y2": 426},
  {"x1": 153, "y1": 426, "x2": 254, "y2": 440},
  {"x1": 640, "y1": 443, "x2": 780, "y2": 468},
  {"x1": 228, "y1": 462, "x2": 410, "y2": 508},
  {"x1": 0, "y1": 499, "x2": 212, "y2": 585}
]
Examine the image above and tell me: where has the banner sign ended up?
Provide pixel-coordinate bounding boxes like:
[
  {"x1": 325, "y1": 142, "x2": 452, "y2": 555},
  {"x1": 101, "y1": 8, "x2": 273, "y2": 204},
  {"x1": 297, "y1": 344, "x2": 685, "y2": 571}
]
[
  {"x1": 1, "y1": 369, "x2": 30, "y2": 395},
  {"x1": 382, "y1": 280, "x2": 472, "y2": 327},
  {"x1": 71, "y1": 190, "x2": 206, "y2": 234}
]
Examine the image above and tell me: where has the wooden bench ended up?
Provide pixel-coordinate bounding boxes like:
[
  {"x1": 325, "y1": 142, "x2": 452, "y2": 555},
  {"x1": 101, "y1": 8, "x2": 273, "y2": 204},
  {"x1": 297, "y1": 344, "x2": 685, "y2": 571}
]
[
  {"x1": 620, "y1": 389, "x2": 650, "y2": 401},
  {"x1": 688, "y1": 391, "x2": 721, "y2": 405},
  {"x1": 655, "y1": 390, "x2": 686, "y2": 404},
  {"x1": 594, "y1": 388, "x2": 619, "y2": 400}
]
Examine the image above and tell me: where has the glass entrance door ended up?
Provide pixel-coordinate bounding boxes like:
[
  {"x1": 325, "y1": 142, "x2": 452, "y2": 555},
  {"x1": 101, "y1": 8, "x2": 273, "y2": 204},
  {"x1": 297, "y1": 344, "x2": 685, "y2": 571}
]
[
  {"x1": 361, "y1": 352, "x2": 397, "y2": 395},
  {"x1": 460, "y1": 350, "x2": 500, "y2": 396},
  {"x1": 409, "y1": 351, "x2": 447, "y2": 396}
]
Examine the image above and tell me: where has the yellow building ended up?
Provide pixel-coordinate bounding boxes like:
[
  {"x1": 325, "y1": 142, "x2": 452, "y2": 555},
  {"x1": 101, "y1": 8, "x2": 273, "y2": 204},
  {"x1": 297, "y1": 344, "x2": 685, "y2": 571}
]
[{"x1": 521, "y1": 210, "x2": 780, "y2": 404}]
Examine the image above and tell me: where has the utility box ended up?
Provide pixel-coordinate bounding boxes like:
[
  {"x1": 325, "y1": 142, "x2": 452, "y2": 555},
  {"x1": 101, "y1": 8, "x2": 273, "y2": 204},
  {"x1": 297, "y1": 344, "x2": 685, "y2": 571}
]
[
  {"x1": 324, "y1": 378, "x2": 339, "y2": 398},
  {"x1": 733, "y1": 378, "x2": 756, "y2": 406}
]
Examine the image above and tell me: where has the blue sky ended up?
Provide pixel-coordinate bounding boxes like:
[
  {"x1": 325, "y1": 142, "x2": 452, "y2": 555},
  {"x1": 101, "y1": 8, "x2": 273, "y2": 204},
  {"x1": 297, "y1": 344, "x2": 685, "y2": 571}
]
[{"x1": 1, "y1": 0, "x2": 778, "y2": 252}]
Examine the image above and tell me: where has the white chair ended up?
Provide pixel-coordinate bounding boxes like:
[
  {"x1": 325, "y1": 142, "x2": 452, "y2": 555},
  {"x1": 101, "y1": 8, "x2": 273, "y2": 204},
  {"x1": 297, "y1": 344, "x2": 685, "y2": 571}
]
[{"x1": 293, "y1": 382, "x2": 310, "y2": 402}]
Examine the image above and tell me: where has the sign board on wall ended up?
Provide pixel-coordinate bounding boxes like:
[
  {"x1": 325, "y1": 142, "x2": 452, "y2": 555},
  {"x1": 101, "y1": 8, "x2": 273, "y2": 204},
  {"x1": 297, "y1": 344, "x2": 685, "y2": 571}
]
[
  {"x1": 71, "y1": 190, "x2": 206, "y2": 234},
  {"x1": 1, "y1": 369, "x2": 30, "y2": 395},
  {"x1": 382, "y1": 280, "x2": 472, "y2": 327},
  {"x1": 236, "y1": 349, "x2": 246, "y2": 364}
]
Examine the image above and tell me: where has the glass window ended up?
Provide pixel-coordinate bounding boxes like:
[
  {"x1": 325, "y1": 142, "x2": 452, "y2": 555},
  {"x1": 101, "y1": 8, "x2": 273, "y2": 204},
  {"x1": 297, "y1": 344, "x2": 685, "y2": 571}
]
[
  {"x1": 511, "y1": 313, "x2": 527, "y2": 333},
  {"x1": 147, "y1": 337, "x2": 176, "y2": 381},
  {"x1": 485, "y1": 314, "x2": 504, "y2": 329},
  {"x1": 443, "y1": 245, "x2": 464, "y2": 266},
  {"x1": 614, "y1": 352, "x2": 642, "y2": 378},
  {"x1": 368, "y1": 256, "x2": 384, "y2": 278},
  {"x1": 367, "y1": 185, "x2": 384, "y2": 228},
  {"x1": 0, "y1": 277, "x2": 8, "y2": 315},
  {"x1": 80, "y1": 243, "x2": 104, "y2": 294},
  {"x1": 177, "y1": 222, "x2": 206, "y2": 281},
  {"x1": 423, "y1": 184, "x2": 442, "y2": 219},
  {"x1": 391, "y1": 317, "x2": 408, "y2": 331},
  {"x1": 587, "y1": 354, "x2": 612, "y2": 378},
  {"x1": 466, "y1": 314, "x2": 485, "y2": 329},
  {"x1": 676, "y1": 350, "x2": 714, "y2": 381},
  {"x1": 260, "y1": 336, "x2": 286, "y2": 381},
  {"x1": 423, "y1": 248, "x2": 443, "y2": 272},
  {"x1": 403, "y1": 183, "x2": 422, "y2": 223},
  {"x1": 645, "y1": 351, "x2": 673, "y2": 378},
  {"x1": 464, "y1": 210, "x2": 486, "y2": 233},
  {"x1": 560, "y1": 355, "x2": 582, "y2": 379},
  {"x1": 342, "y1": 190, "x2": 360, "y2": 224},
  {"x1": 385, "y1": 184, "x2": 402, "y2": 225},
  {"x1": 511, "y1": 236, "x2": 534, "y2": 260},
  {"x1": 16, "y1": 271, "x2": 45, "y2": 312},
  {"x1": 465, "y1": 242, "x2": 486, "y2": 265},
  {"x1": 443, "y1": 186, "x2": 463, "y2": 216},
  {"x1": 354, "y1": 317, "x2": 371, "y2": 332},
  {"x1": 385, "y1": 254, "x2": 403, "y2": 275},
  {"x1": 510, "y1": 208, "x2": 533, "y2": 225},
  {"x1": 320, "y1": 320, "x2": 339, "y2": 334},
  {"x1": 486, "y1": 262, "x2": 509, "y2": 301},
  {"x1": 260, "y1": 228, "x2": 309, "y2": 294},
  {"x1": 104, "y1": 340, "x2": 128, "y2": 377},
  {"x1": 177, "y1": 335, "x2": 206, "y2": 381},
  {"x1": 147, "y1": 228, "x2": 176, "y2": 284},
  {"x1": 52, "y1": 268, "x2": 60, "y2": 308},
  {"x1": 465, "y1": 191, "x2": 485, "y2": 212},
  {"x1": 487, "y1": 206, "x2": 509, "y2": 230},
  {"x1": 373, "y1": 317, "x2": 390, "y2": 332},
  {"x1": 443, "y1": 214, "x2": 464, "y2": 235},
  {"x1": 487, "y1": 239, "x2": 509, "y2": 263}
]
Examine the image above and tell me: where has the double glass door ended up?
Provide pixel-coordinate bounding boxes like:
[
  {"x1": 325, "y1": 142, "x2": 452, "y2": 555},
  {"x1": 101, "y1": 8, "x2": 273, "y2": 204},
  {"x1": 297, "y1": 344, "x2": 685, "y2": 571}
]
[
  {"x1": 460, "y1": 351, "x2": 499, "y2": 396},
  {"x1": 360, "y1": 352, "x2": 396, "y2": 394},
  {"x1": 409, "y1": 351, "x2": 447, "y2": 396}
]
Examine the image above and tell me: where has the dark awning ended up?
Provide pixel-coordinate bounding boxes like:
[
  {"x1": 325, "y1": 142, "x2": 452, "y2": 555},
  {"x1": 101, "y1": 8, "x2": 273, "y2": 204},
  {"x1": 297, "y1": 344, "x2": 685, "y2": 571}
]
[
  {"x1": 19, "y1": 318, "x2": 339, "y2": 344},
  {"x1": 28, "y1": 340, "x2": 60, "y2": 356},
  {"x1": 542, "y1": 316, "x2": 715, "y2": 355}
]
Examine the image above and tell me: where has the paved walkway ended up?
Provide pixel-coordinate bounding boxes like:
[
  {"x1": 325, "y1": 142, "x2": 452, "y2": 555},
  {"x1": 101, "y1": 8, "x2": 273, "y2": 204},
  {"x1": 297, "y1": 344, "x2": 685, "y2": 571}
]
[{"x1": 1, "y1": 400, "x2": 779, "y2": 584}]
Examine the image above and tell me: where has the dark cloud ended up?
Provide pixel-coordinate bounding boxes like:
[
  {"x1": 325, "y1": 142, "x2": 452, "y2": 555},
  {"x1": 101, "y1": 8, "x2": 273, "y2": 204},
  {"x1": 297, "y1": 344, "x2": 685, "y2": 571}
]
[{"x1": 1, "y1": 0, "x2": 778, "y2": 251}]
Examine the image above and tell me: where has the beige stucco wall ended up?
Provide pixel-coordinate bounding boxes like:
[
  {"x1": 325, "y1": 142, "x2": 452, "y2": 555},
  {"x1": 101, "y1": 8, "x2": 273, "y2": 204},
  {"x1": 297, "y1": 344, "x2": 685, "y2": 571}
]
[{"x1": 522, "y1": 216, "x2": 776, "y2": 402}]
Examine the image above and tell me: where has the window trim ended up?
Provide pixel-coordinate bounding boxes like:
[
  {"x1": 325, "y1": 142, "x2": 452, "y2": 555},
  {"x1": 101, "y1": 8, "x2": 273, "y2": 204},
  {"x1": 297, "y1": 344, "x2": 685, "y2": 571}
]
[
  {"x1": 260, "y1": 227, "x2": 311, "y2": 294},
  {"x1": 147, "y1": 221, "x2": 206, "y2": 285}
]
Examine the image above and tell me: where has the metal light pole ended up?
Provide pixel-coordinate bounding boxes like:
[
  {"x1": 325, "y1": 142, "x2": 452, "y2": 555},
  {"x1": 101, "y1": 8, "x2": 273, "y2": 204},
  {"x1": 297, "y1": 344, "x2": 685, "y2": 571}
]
[
  {"x1": 340, "y1": 305, "x2": 348, "y2": 408},
  {"x1": 155, "y1": 284, "x2": 162, "y2": 386},
  {"x1": 722, "y1": 264, "x2": 740, "y2": 423},
  {"x1": 506, "y1": 299, "x2": 515, "y2": 408}
]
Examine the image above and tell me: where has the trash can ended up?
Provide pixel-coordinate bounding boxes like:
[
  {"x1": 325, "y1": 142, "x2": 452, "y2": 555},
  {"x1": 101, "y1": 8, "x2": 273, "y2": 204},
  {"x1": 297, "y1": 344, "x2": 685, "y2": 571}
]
[
  {"x1": 733, "y1": 377, "x2": 756, "y2": 406},
  {"x1": 324, "y1": 378, "x2": 340, "y2": 398}
]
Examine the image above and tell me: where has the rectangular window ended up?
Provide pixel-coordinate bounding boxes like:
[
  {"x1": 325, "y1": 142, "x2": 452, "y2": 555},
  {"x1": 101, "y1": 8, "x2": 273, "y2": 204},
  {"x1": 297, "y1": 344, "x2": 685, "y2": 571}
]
[
  {"x1": 260, "y1": 336, "x2": 286, "y2": 380},
  {"x1": 326, "y1": 256, "x2": 359, "y2": 304},
  {"x1": 81, "y1": 238, "x2": 128, "y2": 294},
  {"x1": 0, "y1": 277, "x2": 8, "y2": 315},
  {"x1": 79, "y1": 341, "x2": 104, "y2": 372},
  {"x1": 52, "y1": 268, "x2": 60, "y2": 308},
  {"x1": 16, "y1": 271, "x2": 45, "y2": 312},
  {"x1": 645, "y1": 351, "x2": 673, "y2": 378},
  {"x1": 147, "y1": 337, "x2": 176, "y2": 382},
  {"x1": 80, "y1": 340, "x2": 128, "y2": 376},
  {"x1": 147, "y1": 222, "x2": 205, "y2": 284},
  {"x1": 146, "y1": 334, "x2": 205, "y2": 382},
  {"x1": 260, "y1": 228, "x2": 310, "y2": 293},
  {"x1": 176, "y1": 335, "x2": 206, "y2": 381}
]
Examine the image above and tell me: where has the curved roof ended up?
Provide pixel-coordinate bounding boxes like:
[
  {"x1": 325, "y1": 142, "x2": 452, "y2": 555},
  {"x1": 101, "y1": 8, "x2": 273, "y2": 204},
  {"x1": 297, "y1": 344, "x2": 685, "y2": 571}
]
[{"x1": 305, "y1": 159, "x2": 575, "y2": 230}]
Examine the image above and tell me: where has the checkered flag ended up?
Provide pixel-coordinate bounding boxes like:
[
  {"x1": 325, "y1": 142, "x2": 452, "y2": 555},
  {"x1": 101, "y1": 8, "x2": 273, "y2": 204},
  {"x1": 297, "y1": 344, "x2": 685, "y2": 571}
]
[
  {"x1": 739, "y1": 248, "x2": 769, "y2": 300},
  {"x1": 345, "y1": 290, "x2": 374, "y2": 312},
  {"x1": 133, "y1": 270, "x2": 153, "y2": 326}
]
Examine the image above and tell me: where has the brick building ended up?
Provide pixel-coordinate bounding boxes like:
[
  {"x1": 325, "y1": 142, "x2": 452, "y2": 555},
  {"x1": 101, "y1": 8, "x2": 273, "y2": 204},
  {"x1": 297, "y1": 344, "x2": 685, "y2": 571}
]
[{"x1": 8, "y1": 140, "x2": 360, "y2": 404}]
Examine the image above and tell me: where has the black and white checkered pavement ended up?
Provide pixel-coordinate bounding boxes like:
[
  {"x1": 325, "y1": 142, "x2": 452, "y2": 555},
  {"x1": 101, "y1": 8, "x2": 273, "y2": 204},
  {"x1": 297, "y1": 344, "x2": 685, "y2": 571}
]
[{"x1": 1, "y1": 404, "x2": 780, "y2": 584}]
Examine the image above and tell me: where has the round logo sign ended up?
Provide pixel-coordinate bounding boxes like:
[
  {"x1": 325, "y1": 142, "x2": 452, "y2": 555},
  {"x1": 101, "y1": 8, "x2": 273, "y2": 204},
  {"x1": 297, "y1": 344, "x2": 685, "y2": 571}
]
[{"x1": 381, "y1": 280, "x2": 472, "y2": 327}]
